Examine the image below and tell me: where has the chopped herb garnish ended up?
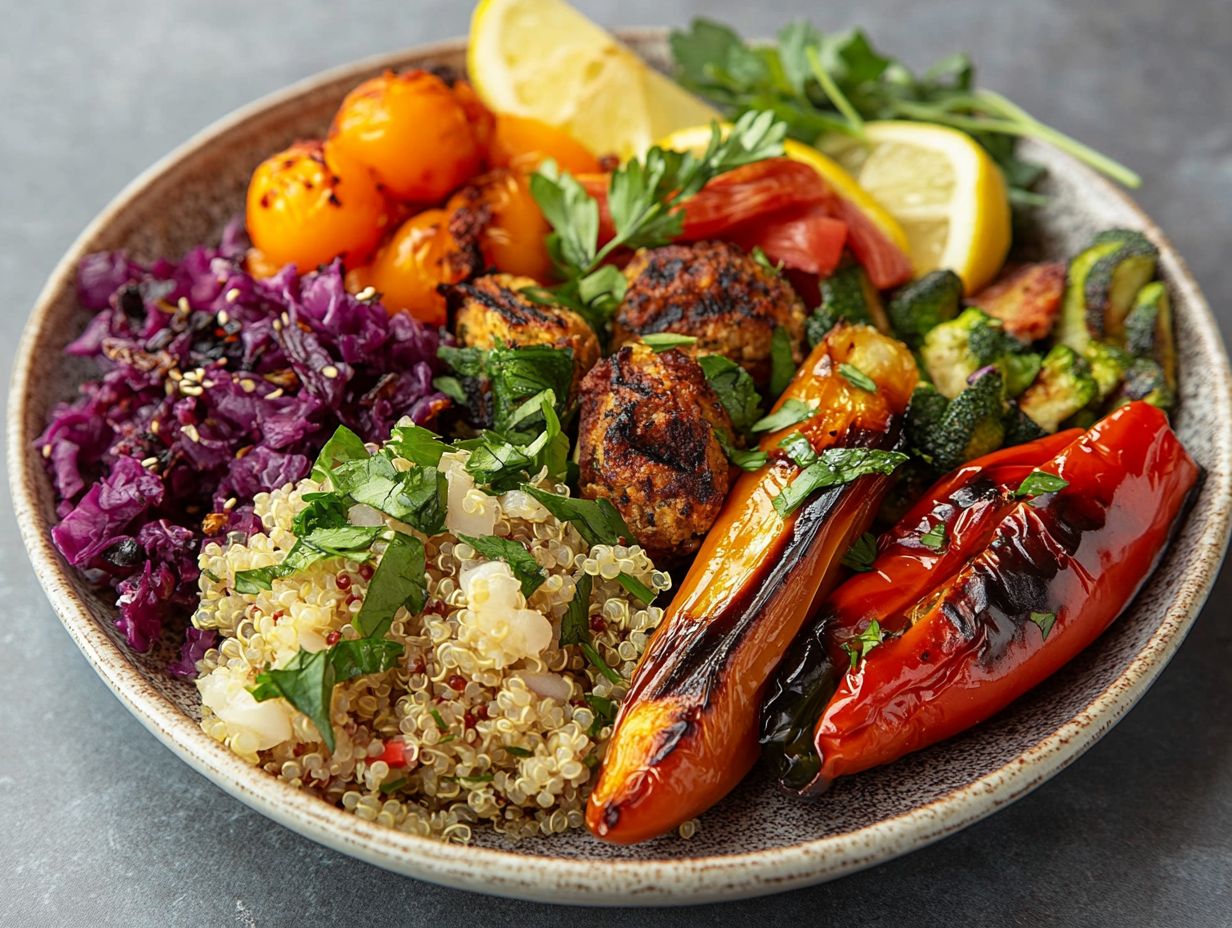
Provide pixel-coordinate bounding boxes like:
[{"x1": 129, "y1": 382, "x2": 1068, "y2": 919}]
[
  {"x1": 387, "y1": 423, "x2": 450, "y2": 467},
  {"x1": 522, "y1": 486, "x2": 630, "y2": 547},
  {"x1": 429, "y1": 708, "x2": 448, "y2": 732},
  {"x1": 615, "y1": 572, "x2": 657, "y2": 606},
  {"x1": 751, "y1": 398, "x2": 816, "y2": 433},
  {"x1": 841, "y1": 532, "x2": 878, "y2": 572},
  {"x1": 773, "y1": 448, "x2": 908, "y2": 516},
  {"x1": 841, "y1": 619, "x2": 886, "y2": 669},
  {"x1": 698, "y1": 354, "x2": 764, "y2": 433},
  {"x1": 559, "y1": 573, "x2": 593, "y2": 648},
  {"x1": 585, "y1": 693, "x2": 618, "y2": 737},
  {"x1": 250, "y1": 638, "x2": 404, "y2": 752},
  {"x1": 715, "y1": 428, "x2": 769, "y2": 472},
  {"x1": 839, "y1": 363, "x2": 877, "y2": 393},
  {"x1": 778, "y1": 431, "x2": 818, "y2": 468},
  {"x1": 769, "y1": 326, "x2": 795, "y2": 398},
  {"x1": 457, "y1": 773, "x2": 495, "y2": 783},
  {"x1": 379, "y1": 777, "x2": 408, "y2": 794},
  {"x1": 641, "y1": 332, "x2": 699, "y2": 352},
  {"x1": 751, "y1": 245, "x2": 783, "y2": 275},
  {"x1": 1014, "y1": 470, "x2": 1069, "y2": 499},
  {"x1": 458, "y1": 533, "x2": 547, "y2": 599},
  {"x1": 311, "y1": 425, "x2": 369, "y2": 481},
  {"x1": 505, "y1": 745, "x2": 534, "y2": 758},
  {"x1": 433, "y1": 375, "x2": 467, "y2": 405},
  {"x1": 581, "y1": 643, "x2": 624, "y2": 684},
  {"x1": 352, "y1": 532, "x2": 427, "y2": 638},
  {"x1": 919, "y1": 521, "x2": 947, "y2": 551},
  {"x1": 1029, "y1": 610, "x2": 1057, "y2": 640}
]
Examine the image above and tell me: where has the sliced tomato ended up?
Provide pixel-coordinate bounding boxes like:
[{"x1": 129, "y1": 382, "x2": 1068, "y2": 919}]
[
  {"x1": 577, "y1": 157, "x2": 911, "y2": 288},
  {"x1": 677, "y1": 159, "x2": 836, "y2": 240},
  {"x1": 835, "y1": 199, "x2": 914, "y2": 289},
  {"x1": 725, "y1": 205, "x2": 847, "y2": 277}
]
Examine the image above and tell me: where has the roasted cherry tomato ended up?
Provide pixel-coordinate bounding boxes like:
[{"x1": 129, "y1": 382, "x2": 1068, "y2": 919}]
[
  {"x1": 245, "y1": 140, "x2": 386, "y2": 272},
  {"x1": 357, "y1": 208, "x2": 475, "y2": 325},
  {"x1": 489, "y1": 113, "x2": 600, "y2": 175},
  {"x1": 447, "y1": 169, "x2": 553, "y2": 281},
  {"x1": 329, "y1": 70, "x2": 482, "y2": 203}
]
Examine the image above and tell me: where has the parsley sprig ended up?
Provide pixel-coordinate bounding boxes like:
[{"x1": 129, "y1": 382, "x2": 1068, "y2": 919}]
[
  {"x1": 670, "y1": 19, "x2": 1140, "y2": 208},
  {"x1": 529, "y1": 110, "x2": 787, "y2": 333}
]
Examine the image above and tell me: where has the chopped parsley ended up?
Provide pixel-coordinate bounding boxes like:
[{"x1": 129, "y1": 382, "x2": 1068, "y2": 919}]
[
  {"x1": 841, "y1": 619, "x2": 886, "y2": 669},
  {"x1": 641, "y1": 332, "x2": 699, "y2": 352},
  {"x1": 458, "y1": 533, "x2": 547, "y2": 599},
  {"x1": 751, "y1": 398, "x2": 816, "y2": 433},
  {"x1": 698, "y1": 354, "x2": 764, "y2": 433},
  {"x1": 773, "y1": 448, "x2": 908, "y2": 516},
  {"x1": 918, "y1": 521, "x2": 947, "y2": 551},
  {"x1": 1028, "y1": 610, "x2": 1057, "y2": 640},
  {"x1": 615, "y1": 572, "x2": 658, "y2": 605},
  {"x1": 1014, "y1": 470, "x2": 1069, "y2": 499},
  {"x1": 769, "y1": 326, "x2": 796, "y2": 398},
  {"x1": 841, "y1": 532, "x2": 878, "y2": 572},
  {"x1": 715, "y1": 428, "x2": 769, "y2": 472},
  {"x1": 522, "y1": 486, "x2": 630, "y2": 547},
  {"x1": 838, "y1": 363, "x2": 877, "y2": 393}
]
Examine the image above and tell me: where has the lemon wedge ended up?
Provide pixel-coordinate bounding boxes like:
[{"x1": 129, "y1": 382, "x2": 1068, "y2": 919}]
[
  {"x1": 658, "y1": 126, "x2": 911, "y2": 261},
  {"x1": 468, "y1": 0, "x2": 719, "y2": 159},
  {"x1": 820, "y1": 121, "x2": 1010, "y2": 292}
]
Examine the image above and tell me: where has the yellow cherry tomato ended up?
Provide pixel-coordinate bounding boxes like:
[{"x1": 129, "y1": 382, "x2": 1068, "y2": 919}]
[
  {"x1": 447, "y1": 169, "x2": 552, "y2": 281},
  {"x1": 361, "y1": 208, "x2": 474, "y2": 325},
  {"x1": 329, "y1": 70, "x2": 482, "y2": 203},
  {"x1": 245, "y1": 140, "x2": 386, "y2": 271},
  {"x1": 488, "y1": 113, "x2": 601, "y2": 176}
]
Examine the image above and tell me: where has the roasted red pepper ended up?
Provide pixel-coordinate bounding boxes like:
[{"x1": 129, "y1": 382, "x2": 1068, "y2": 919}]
[{"x1": 761, "y1": 401, "x2": 1199, "y2": 792}]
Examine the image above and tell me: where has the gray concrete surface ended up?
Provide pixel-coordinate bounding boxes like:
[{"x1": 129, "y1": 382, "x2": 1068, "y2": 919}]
[{"x1": 2, "y1": 0, "x2": 1229, "y2": 924}]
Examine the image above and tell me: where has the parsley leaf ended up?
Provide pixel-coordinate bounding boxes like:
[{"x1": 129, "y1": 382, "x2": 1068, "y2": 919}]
[
  {"x1": 459, "y1": 534, "x2": 547, "y2": 599},
  {"x1": 778, "y1": 431, "x2": 818, "y2": 468},
  {"x1": 311, "y1": 425, "x2": 369, "y2": 481},
  {"x1": 1029, "y1": 610, "x2": 1057, "y2": 640},
  {"x1": 769, "y1": 326, "x2": 795, "y2": 398},
  {"x1": 582, "y1": 643, "x2": 624, "y2": 684},
  {"x1": 585, "y1": 693, "x2": 618, "y2": 737},
  {"x1": 1014, "y1": 470, "x2": 1069, "y2": 499},
  {"x1": 559, "y1": 573, "x2": 593, "y2": 647},
  {"x1": 699, "y1": 355, "x2": 764, "y2": 433},
  {"x1": 487, "y1": 345, "x2": 574, "y2": 434},
  {"x1": 841, "y1": 619, "x2": 885, "y2": 669},
  {"x1": 773, "y1": 448, "x2": 908, "y2": 516},
  {"x1": 918, "y1": 521, "x2": 947, "y2": 551},
  {"x1": 841, "y1": 531, "x2": 878, "y2": 572},
  {"x1": 641, "y1": 332, "x2": 699, "y2": 352},
  {"x1": 715, "y1": 428, "x2": 768, "y2": 472},
  {"x1": 250, "y1": 638, "x2": 404, "y2": 752},
  {"x1": 751, "y1": 398, "x2": 816, "y2": 433},
  {"x1": 352, "y1": 532, "x2": 427, "y2": 639},
  {"x1": 522, "y1": 486, "x2": 631, "y2": 547},
  {"x1": 529, "y1": 111, "x2": 787, "y2": 334},
  {"x1": 839, "y1": 363, "x2": 877, "y2": 393},
  {"x1": 615, "y1": 572, "x2": 657, "y2": 606},
  {"x1": 387, "y1": 423, "x2": 450, "y2": 468},
  {"x1": 669, "y1": 18, "x2": 1141, "y2": 211}
]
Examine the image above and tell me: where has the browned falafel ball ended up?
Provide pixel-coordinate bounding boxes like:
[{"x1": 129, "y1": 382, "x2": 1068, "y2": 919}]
[
  {"x1": 613, "y1": 240, "x2": 807, "y2": 384},
  {"x1": 576, "y1": 343, "x2": 735, "y2": 563}
]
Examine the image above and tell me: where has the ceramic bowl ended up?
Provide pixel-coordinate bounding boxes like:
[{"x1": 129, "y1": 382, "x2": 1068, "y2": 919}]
[{"x1": 8, "y1": 32, "x2": 1232, "y2": 906}]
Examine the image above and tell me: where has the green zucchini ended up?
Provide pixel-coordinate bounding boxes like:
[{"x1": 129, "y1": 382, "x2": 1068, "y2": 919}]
[
  {"x1": 1123, "y1": 281, "x2": 1177, "y2": 391},
  {"x1": 1018, "y1": 344, "x2": 1098, "y2": 433},
  {"x1": 806, "y1": 263, "x2": 890, "y2": 347},
  {"x1": 886, "y1": 270, "x2": 963, "y2": 348},
  {"x1": 1058, "y1": 230, "x2": 1159, "y2": 352}
]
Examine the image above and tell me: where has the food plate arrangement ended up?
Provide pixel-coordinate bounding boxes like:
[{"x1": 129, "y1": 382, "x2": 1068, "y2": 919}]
[{"x1": 9, "y1": 1, "x2": 1232, "y2": 905}]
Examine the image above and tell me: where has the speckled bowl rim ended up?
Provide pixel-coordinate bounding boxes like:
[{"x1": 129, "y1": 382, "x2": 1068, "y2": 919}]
[{"x1": 8, "y1": 32, "x2": 1232, "y2": 906}]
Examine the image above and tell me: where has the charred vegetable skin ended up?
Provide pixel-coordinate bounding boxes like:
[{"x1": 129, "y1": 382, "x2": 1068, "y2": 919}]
[
  {"x1": 762, "y1": 401, "x2": 1198, "y2": 792},
  {"x1": 586, "y1": 324, "x2": 917, "y2": 843}
]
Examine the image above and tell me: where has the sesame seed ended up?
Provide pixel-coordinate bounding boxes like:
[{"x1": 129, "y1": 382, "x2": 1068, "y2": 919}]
[
  {"x1": 150, "y1": 420, "x2": 160, "y2": 434},
  {"x1": 239, "y1": 379, "x2": 256, "y2": 393},
  {"x1": 217, "y1": 309, "x2": 230, "y2": 325},
  {"x1": 225, "y1": 288, "x2": 241, "y2": 303},
  {"x1": 355, "y1": 286, "x2": 377, "y2": 302},
  {"x1": 266, "y1": 388, "x2": 284, "y2": 400},
  {"x1": 168, "y1": 369, "x2": 183, "y2": 382},
  {"x1": 140, "y1": 456, "x2": 159, "y2": 468},
  {"x1": 41, "y1": 444, "x2": 52, "y2": 458},
  {"x1": 180, "y1": 384, "x2": 204, "y2": 397},
  {"x1": 181, "y1": 424, "x2": 200, "y2": 443},
  {"x1": 322, "y1": 365, "x2": 339, "y2": 379},
  {"x1": 223, "y1": 497, "x2": 237, "y2": 511},
  {"x1": 177, "y1": 297, "x2": 191, "y2": 314}
]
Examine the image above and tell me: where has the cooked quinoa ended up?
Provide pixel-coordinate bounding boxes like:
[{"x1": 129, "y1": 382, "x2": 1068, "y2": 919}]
[{"x1": 191, "y1": 445, "x2": 670, "y2": 843}]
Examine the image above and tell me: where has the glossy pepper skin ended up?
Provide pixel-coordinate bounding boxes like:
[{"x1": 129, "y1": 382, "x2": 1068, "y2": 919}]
[
  {"x1": 586, "y1": 324, "x2": 918, "y2": 844},
  {"x1": 762, "y1": 401, "x2": 1199, "y2": 793}
]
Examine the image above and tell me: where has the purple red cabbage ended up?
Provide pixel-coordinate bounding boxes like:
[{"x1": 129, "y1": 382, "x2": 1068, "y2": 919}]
[{"x1": 39, "y1": 221, "x2": 448, "y2": 671}]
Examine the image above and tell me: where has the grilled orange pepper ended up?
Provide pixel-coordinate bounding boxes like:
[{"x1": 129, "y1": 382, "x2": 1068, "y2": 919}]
[{"x1": 586, "y1": 324, "x2": 917, "y2": 843}]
